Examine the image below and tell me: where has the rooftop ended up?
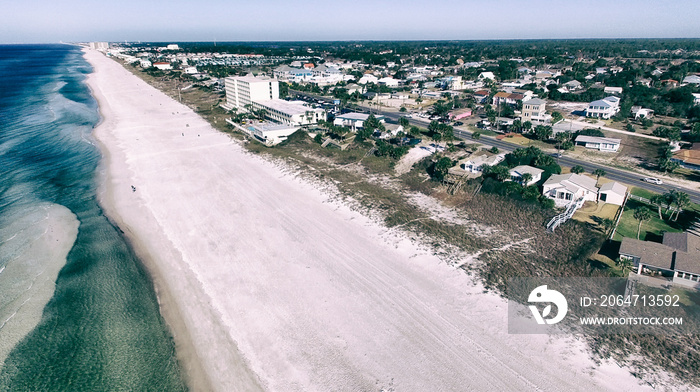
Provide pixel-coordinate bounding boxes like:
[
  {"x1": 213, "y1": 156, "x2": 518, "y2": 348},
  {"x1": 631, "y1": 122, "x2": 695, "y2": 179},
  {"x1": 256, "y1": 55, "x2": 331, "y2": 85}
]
[
  {"x1": 336, "y1": 113, "x2": 385, "y2": 121},
  {"x1": 598, "y1": 181, "x2": 627, "y2": 196},
  {"x1": 575, "y1": 135, "x2": 621, "y2": 145},
  {"x1": 543, "y1": 173, "x2": 598, "y2": 193},
  {"x1": 509, "y1": 165, "x2": 544, "y2": 177},
  {"x1": 257, "y1": 99, "x2": 321, "y2": 115},
  {"x1": 621, "y1": 232, "x2": 700, "y2": 275}
]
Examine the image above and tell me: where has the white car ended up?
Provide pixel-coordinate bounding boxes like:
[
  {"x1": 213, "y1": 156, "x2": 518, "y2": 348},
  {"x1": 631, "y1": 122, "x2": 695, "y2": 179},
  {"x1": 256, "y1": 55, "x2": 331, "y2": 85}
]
[{"x1": 643, "y1": 177, "x2": 663, "y2": 185}]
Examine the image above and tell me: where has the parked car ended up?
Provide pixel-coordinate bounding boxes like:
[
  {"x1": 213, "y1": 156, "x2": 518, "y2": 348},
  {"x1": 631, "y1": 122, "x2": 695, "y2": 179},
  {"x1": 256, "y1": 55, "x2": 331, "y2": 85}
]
[
  {"x1": 643, "y1": 177, "x2": 663, "y2": 184},
  {"x1": 453, "y1": 121, "x2": 464, "y2": 126}
]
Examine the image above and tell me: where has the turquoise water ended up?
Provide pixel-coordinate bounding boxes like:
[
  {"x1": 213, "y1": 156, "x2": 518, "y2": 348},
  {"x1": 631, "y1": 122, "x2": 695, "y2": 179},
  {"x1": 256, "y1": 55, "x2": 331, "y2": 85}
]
[{"x1": 0, "y1": 45, "x2": 186, "y2": 391}]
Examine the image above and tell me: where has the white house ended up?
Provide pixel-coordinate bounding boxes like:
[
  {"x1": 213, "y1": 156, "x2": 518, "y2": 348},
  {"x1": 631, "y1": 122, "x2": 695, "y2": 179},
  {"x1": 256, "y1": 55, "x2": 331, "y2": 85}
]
[
  {"x1": 604, "y1": 86, "x2": 623, "y2": 95},
  {"x1": 478, "y1": 72, "x2": 496, "y2": 81},
  {"x1": 247, "y1": 123, "x2": 300, "y2": 146},
  {"x1": 378, "y1": 77, "x2": 400, "y2": 88},
  {"x1": 682, "y1": 75, "x2": 700, "y2": 86},
  {"x1": 508, "y1": 165, "x2": 544, "y2": 186},
  {"x1": 585, "y1": 96, "x2": 620, "y2": 119},
  {"x1": 358, "y1": 74, "x2": 379, "y2": 85},
  {"x1": 459, "y1": 151, "x2": 505, "y2": 174},
  {"x1": 630, "y1": 106, "x2": 654, "y2": 119},
  {"x1": 333, "y1": 113, "x2": 385, "y2": 130},
  {"x1": 139, "y1": 60, "x2": 152, "y2": 68},
  {"x1": 597, "y1": 181, "x2": 627, "y2": 206},
  {"x1": 574, "y1": 135, "x2": 621, "y2": 152},
  {"x1": 254, "y1": 99, "x2": 325, "y2": 126},
  {"x1": 693, "y1": 93, "x2": 700, "y2": 106},
  {"x1": 542, "y1": 173, "x2": 599, "y2": 207},
  {"x1": 562, "y1": 80, "x2": 582, "y2": 91}
]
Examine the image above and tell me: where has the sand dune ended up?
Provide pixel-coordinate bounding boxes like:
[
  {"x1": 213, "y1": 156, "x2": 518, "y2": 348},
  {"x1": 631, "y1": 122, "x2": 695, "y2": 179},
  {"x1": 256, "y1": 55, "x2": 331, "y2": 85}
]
[{"x1": 84, "y1": 48, "x2": 652, "y2": 392}]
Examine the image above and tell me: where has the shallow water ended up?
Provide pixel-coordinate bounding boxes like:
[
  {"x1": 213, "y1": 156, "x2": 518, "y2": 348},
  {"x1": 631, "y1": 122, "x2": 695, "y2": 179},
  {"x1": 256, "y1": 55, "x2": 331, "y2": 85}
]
[{"x1": 0, "y1": 44, "x2": 186, "y2": 391}]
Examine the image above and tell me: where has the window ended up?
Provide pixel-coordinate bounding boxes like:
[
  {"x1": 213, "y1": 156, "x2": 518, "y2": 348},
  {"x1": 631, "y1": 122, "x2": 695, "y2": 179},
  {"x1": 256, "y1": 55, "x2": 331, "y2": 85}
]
[{"x1": 565, "y1": 193, "x2": 573, "y2": 200}]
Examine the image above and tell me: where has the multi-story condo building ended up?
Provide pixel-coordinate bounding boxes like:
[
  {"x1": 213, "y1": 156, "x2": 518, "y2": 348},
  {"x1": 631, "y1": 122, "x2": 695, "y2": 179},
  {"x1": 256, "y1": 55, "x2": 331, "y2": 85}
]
[
  {"x1": 224, "y1": 75, "x2": 279, "y2": 110},
  {"x1": 225, "y1": 75, "x2": 324, "y2": 127},
  {"x1": 520, "y1": 98, "x2": 551, "y2": 123}
]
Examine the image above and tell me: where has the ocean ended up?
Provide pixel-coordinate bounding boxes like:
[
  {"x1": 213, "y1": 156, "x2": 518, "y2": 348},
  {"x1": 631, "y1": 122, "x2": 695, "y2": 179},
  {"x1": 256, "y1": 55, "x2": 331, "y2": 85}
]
[{"x1": 0, "y1": 44, "x2": 186, "y2": 391}]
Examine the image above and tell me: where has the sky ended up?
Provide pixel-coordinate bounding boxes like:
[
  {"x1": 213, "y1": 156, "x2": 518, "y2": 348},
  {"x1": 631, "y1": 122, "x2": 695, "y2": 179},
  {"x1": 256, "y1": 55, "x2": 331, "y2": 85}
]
[{"x1": 2, "y1": 0, "x2": 700, "y2": 43}]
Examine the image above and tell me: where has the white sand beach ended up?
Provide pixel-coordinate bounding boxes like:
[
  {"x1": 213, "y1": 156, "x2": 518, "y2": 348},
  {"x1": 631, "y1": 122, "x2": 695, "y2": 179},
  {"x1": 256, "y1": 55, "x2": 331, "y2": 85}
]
[{"x1": 84, "y1": 48, "x2": 657, "y2": 392}]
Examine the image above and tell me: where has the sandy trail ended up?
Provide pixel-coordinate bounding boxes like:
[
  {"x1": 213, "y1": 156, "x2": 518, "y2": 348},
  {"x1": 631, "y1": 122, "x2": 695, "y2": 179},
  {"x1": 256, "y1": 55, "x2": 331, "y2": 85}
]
[{"x1": 84, "y1": 48, "x2": 653, "y2": 392}]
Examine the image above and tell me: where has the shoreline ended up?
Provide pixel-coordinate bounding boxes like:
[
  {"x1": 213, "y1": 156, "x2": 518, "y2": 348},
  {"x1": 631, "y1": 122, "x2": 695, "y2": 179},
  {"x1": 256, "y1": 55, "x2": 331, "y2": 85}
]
[
  {"x1": 81, "y1": 47, "x2": 661, "y2": 391},
  {"x1": 83, "y1": 48, "x2": 261, "y2": 391}
]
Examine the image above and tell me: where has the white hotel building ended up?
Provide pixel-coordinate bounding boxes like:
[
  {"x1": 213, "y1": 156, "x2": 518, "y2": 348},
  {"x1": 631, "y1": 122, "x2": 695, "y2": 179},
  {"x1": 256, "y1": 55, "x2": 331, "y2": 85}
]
[
  {"x1": 224, "y1": 75, "x2": 324, "y2": 126},
  {"x1": 224, "y1": 75, "x2": 279, "y2": 109}
]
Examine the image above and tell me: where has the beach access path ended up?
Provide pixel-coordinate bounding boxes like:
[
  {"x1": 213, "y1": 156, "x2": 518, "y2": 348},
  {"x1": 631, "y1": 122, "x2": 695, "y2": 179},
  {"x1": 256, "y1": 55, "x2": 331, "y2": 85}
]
[{"x1": 84, "y1": 48, "x2": 655, "y2": 392}]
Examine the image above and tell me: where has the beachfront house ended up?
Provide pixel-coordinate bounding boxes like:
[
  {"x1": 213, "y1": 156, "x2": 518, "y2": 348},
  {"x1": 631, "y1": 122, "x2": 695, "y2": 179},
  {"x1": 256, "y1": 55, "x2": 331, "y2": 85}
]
[
  {"x1": 508, "y1": 165, "x2": 544, "y2": 186},
  {"x1": 460, "y1": 151, "x2": 505, "y2": 175},
  {"x1": 620, "y1": 231, "x2": 700, "y2": 288},
  {"x1": 333, "y1": 113, "x2": 386, "y2": 131},
  {"x1": 574, "y1": 135, "x2": 621, "y2": 152},
  {"x1": 542, "y1": 173, "x2": 599, "y2": 207}
]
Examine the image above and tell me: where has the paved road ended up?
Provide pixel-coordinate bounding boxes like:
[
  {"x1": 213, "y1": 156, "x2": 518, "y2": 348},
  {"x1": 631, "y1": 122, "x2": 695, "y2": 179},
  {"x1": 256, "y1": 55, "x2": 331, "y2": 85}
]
[
  {"x1": 291, "y1": 91, "x2": 700, "y2": 204},
  {"x1": 388, "y1": 112, "x2": 700, "y2": 204}
]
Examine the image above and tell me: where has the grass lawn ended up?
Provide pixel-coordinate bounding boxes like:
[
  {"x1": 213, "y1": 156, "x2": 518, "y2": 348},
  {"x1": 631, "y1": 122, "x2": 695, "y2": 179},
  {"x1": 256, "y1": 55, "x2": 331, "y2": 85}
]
[
  {"x1": 466, "y1": 125, "x2": 497, "y2": 136},
  {"x1": 613, "y1": 199, "x2": 683, "y2": 241},
  {"x1": 501, "y1": 134, "x2": 534, "y2": 146},
  {"x1": 572, "y1": 201, "x2": 619, "y2": 230},
  {"x1": 630, "y1": 186, "x2": 657, "y2": 200}
]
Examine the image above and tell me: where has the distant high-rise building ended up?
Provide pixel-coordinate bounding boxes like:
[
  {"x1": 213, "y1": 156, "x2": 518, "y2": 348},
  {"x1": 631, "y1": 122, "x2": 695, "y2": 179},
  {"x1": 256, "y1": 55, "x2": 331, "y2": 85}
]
[{"x1": 89, "y1": 42, "x2": 109, "y2": 51}]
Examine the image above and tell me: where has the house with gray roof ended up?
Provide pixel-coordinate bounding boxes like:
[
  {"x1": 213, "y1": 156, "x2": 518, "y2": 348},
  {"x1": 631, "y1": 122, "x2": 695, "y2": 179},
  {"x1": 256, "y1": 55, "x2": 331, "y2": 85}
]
[
  {"x1": 585, "y1": 96, "x2": 620, "y2": 119},
  {"x1": 542, "y1": 173, "x2": 599, "y2": 207},
  {"x1": 620, "y1": 232, "x2": 700, "y2": 288},
  {"x1": 597, "y1": 181, "x2": 627, "y2": 206},
  {"x1": 682, "y1": 75, "x2": 700, "y2": 86}
]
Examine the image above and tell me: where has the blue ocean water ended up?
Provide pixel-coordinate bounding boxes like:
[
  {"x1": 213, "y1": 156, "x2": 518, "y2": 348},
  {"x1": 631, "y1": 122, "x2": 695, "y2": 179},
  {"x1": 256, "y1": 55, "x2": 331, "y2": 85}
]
[{"x1": 0, "y1": 45, "x2": 186, "y2": 391}]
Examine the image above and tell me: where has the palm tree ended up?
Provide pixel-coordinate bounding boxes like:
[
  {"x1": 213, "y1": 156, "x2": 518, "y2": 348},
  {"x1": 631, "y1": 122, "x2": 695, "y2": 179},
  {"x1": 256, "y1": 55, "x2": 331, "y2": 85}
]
[
  {"x1": 672, "y1": 191, "x2": 690, "y2": 221},
  {"x1": 633, "y1": 207, "x2": 653, "y2": 240},
  {"x1": 521, "y1": 172, "x2": 533, "y2": 186},
  {"x1": 571, "y1": 165, "x2": 585, "y2": 174},
  {"x1": 649, "y1": 194, "x2": 666, "y2": 220},
  {"x1": 663, "y1": 190, "x2": 678, "y2": 217},
  {"x1": 617, "y1": 257, "x2": 634, "y2": 275},
  {"x1": 600, "y1": 218, "x2": 615, "y2": 235},
  {"x1": 592, "y1": 169, "x2": 606, "y2": 185}
]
